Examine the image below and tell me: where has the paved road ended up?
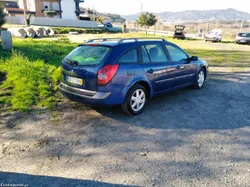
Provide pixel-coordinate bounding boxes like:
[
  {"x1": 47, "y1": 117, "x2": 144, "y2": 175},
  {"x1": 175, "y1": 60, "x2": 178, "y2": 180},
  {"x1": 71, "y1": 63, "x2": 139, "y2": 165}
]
[{"x1": 0, "y1": 72, "x2": 250, "y2": 187}]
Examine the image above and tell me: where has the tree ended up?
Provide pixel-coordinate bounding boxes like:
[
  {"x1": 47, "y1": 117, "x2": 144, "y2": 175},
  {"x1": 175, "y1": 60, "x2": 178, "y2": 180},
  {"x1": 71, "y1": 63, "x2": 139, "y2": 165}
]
[
  {"x1": 136, "y1": 12, "x2": 157, "y2": 34},
  {"x1": 0, "y1": 2, "x2": 7, "y2": 28}
]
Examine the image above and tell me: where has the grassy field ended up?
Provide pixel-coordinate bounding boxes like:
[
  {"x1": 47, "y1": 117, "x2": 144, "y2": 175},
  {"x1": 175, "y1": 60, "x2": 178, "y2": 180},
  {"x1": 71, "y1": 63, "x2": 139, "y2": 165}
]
[{"x1": 0, "y1": 33, "x2": 250, "y2": 111}]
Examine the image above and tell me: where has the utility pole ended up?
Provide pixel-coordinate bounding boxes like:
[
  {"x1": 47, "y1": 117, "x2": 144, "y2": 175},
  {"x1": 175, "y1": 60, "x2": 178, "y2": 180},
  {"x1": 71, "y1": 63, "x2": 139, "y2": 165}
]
[
  {"x1": 22, "y1": 0, "x2": 28, "y2": 26},
  {"x1": 93, "y1": 4, "x2": 95, "y2": 21},
  {"x1": 138, "y1": 1, "x2": 143, "y2": 14},
  {"x1": 240, "y1": 20, "x2": 244, "y2": 32},
  {"x1": 206, "y1": 22, "x2": 209, "y2": 34}
]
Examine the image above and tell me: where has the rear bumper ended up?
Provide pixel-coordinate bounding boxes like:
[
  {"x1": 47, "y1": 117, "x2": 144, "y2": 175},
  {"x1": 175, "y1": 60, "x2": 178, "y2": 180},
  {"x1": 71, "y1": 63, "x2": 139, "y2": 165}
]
[
  {"x1": 205, "y1": 37, "x2": 220, "y2": 41},
  {"x1": 59, "y1": 82, "x2": 125, "y2": 106},
  {"x1": 235, "y1": 39, "x2": 250, "y2": 44}
]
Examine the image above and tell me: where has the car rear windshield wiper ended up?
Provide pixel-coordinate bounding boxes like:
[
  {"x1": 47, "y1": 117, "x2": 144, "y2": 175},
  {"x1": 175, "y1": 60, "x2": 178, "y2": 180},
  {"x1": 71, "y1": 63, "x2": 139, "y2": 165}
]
[{"x1": 66, "y1": 58, "x2": 79, "y2": 66}]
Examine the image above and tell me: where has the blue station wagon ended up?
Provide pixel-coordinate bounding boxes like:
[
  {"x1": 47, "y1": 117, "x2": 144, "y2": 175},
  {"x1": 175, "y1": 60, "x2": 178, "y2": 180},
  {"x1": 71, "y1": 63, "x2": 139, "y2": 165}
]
[{"x1": 60, "y1": 38, "x2": 208, "y2": 115}]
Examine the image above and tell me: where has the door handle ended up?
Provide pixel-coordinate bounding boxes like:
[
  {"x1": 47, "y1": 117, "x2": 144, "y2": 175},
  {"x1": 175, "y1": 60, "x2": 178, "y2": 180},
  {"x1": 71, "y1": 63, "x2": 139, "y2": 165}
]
[
  {"x1": 147, "y1": 69, "x2": 154, "y2": 74},
  {"x1": 176, "y1": 65, "x2": 181, "y2": 70}
]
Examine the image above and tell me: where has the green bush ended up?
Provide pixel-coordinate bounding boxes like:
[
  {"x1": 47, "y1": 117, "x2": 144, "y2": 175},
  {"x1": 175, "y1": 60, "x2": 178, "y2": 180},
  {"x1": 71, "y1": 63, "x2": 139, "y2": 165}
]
[
  {"x1": 52, "y1": 27, "x2": 121, "y2": 34},
  {"x1": 44, "y1": 10, "x2": 57, "y2": 18},
  {"x1": 0, "y1": 52, "x2": 59, "y2": 110}
]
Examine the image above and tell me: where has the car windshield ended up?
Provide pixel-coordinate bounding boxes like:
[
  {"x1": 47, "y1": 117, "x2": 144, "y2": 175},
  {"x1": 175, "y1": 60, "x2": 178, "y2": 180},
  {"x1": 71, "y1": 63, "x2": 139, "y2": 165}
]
[
  {"x1": 65, "y1": 45, "x2": 110, "y2": 65},
  {"x1": 238, "y1": 33, "x2": 250, "y2": 37}
]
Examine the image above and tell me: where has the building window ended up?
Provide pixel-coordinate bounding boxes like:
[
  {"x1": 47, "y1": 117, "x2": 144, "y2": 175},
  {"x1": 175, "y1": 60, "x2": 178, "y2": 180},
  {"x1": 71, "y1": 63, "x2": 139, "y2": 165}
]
[
  {"x1": 52, "y1": 2, "x2": 60, "y2": 11},
  {"x1": 43, "y1": 2, "x2": 50, "y2": 10}
]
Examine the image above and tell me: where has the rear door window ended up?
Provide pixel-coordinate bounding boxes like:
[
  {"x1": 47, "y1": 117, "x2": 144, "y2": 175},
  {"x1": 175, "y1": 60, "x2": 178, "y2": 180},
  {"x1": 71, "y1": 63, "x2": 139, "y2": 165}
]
[
  {"x1": 144, "y1": 44, "x2": 168, "y2": 63},
  {"x1": 66, "y1": 45, "x2": 110, "y2": 65},
  {"x1": 118, "y1": 48, "x2": 138, "y2": 63}
]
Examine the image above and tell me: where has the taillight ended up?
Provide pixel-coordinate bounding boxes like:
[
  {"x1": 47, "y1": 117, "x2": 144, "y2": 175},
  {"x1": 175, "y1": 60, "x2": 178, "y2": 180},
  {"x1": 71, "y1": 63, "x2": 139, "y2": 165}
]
[{"x1": 97, "y1": 65, "x2": 119, "y2": 86}]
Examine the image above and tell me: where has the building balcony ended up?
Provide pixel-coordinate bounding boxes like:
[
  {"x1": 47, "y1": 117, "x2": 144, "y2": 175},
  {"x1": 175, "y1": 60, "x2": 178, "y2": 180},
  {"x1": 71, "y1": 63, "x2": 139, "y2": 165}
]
[{"x1": 41, "y1": 9, "x2": 62, "y2": 13}]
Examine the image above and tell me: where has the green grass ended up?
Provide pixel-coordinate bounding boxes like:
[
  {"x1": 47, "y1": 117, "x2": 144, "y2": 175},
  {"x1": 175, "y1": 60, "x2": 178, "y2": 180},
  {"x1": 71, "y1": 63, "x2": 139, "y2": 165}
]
[
  {"x1": 185, "y1": 49, "x2": 250, "y2": 67},
  {"x1": 12, "y1": 38, "x2": 76, "y2": 67},
  {"x1": 0, "y1": 38, "x2": 76, "y2": 111}
]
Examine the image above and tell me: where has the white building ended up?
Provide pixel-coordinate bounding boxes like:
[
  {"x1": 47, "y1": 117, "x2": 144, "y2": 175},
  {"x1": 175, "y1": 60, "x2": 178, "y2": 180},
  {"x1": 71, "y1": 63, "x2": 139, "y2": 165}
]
[{"x1": 16, "y1": 0, "x2": 84, "y2": 20}]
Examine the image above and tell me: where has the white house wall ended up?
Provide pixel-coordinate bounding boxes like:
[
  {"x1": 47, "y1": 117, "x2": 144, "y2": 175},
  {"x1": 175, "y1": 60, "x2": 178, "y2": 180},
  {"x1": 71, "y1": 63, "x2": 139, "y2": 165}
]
[
  {"x1": 26, "y1": 0, "x2": 36, "y2": 11},
  {"x1": 18, "y1": 0, "x2": 35, "y2": 11},
  {"x1": 61, "y1": 0, "x2": 76, "y2": 20}
]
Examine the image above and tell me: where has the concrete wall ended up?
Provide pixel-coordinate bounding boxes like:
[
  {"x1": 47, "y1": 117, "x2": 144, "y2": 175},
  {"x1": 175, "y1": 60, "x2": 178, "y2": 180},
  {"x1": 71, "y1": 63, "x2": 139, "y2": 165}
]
[
  {"x1": 61, "y1": 0, "x2": 76, "y2": 20},
  {"x1": 6, "y1": 16, "x2": 26, "y2": 25},
  {"x1": 6, "y1": 16, "x2": 98, "y2": 28}
]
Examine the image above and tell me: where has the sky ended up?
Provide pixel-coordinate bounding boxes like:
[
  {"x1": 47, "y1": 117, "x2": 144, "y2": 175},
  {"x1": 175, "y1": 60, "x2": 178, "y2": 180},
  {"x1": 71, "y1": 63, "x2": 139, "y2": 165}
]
[{"x1": 82, "y1": 0, "x2": 250, "y2": 15}]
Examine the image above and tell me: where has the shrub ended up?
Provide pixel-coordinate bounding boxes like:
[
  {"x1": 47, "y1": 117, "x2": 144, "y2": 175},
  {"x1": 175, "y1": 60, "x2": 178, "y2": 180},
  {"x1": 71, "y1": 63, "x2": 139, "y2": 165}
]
[
  {"x1": 44, "y1": 10, "x2": 57, "y2": 18},
  {"x1": 52, "y1": 27, "x2": 122, "y2": 34},
  {"x1": 0, "y1": 2, "x2": 7, "y2": 28},
  {"x1": 57, "y1": 36, "x2": 70, "y2": 43}
]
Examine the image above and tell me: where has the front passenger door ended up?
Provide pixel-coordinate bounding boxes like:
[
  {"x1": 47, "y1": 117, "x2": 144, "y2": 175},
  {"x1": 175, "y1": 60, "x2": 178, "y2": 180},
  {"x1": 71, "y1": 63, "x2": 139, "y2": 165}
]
[{"x1": 165, "y1": 44, "x2": 198, "y2": 87}]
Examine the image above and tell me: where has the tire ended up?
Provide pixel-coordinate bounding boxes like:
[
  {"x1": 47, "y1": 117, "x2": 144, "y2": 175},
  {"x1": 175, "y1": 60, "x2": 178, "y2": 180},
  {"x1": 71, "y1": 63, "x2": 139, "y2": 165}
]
[
  {"x1": 193, "y1": 68, "x2": 206, "y2": 89},
  {"x1": 121, "y1": 84, "x2": 147, "y2": 115}
]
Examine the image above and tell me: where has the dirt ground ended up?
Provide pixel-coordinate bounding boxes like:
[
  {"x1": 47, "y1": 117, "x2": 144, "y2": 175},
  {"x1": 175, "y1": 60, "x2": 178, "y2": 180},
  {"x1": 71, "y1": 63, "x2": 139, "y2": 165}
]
[{"x1": 0, "y1": 70, "x2": 250, "y2": 187}]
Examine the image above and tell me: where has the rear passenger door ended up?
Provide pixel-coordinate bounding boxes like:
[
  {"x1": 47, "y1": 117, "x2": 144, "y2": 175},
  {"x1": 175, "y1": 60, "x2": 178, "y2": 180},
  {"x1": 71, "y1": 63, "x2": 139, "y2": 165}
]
[
  {"x1": 140, "y1": 44, "x2": 178, "y2": 93},
  {"x1": 165, "y1": 44, "x2": 198, "y2": 87}
]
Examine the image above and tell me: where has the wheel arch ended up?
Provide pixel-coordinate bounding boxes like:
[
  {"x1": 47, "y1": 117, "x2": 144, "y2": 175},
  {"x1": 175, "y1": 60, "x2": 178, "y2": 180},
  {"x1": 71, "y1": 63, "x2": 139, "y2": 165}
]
[
  {"x1": 126, "y1": 79, "x2": 153, "y2": 98},
  {"x1": 200, "y1": 66, "x2": 207, "y2": 79}
]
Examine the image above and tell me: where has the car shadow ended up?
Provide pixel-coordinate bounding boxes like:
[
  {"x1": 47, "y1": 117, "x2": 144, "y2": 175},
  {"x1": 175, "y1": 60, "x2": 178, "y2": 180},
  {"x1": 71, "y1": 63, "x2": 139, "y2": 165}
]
[
  {"x1": 94, "y1": 72, "x2": 250, "y2": 130},
  {"x1": 0, "y1": 171, "x2": 139, "y2": 187}
]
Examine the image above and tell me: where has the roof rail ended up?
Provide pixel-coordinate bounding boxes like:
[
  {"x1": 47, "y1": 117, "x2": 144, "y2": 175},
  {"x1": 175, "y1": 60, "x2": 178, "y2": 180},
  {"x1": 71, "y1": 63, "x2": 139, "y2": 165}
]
[
  {"x1": 87, "y1": 38, "x2": 123, "y2": 43},
  {"x1": 118, "y1": 38, "x2": 166, "y2": 43},
  {"x1": 87, "y1": 37, "x2": 166, "y2": 43}
]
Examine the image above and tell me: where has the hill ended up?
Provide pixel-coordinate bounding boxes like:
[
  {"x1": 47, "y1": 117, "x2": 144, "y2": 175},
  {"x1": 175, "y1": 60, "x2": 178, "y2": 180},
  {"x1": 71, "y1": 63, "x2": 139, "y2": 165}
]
[{"x1": 122, "y1": 8, "x2": 250, "y2": 22}]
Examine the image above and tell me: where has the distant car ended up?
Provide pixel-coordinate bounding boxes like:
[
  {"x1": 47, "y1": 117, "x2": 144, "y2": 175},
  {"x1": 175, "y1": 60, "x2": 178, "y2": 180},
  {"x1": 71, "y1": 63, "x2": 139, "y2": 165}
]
[
  {"x1": 235, "y1": 32, "x2": 250, "y2": 44},
  {"x1": 60, "y1": 38, "x2": 208, "y2": 115},
  {"x1": 173, "y1": 25, "x2": 186, "y2": 39},
  {"x1": 204, "y1": 31, "x2": 222, "y2": 42},
  {"x1": 103, "y1": 21, "x2": 113, "y2": 28}
]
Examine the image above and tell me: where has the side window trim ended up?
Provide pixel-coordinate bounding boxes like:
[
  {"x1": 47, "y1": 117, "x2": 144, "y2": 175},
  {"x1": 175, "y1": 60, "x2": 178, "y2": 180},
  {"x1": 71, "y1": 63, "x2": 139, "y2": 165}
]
[
  {"x1": 143, "y1": 45, "x2": 152, "y2": 63},
  {"x1": 139, "y1": 45, "x2": 152, "y2": 64},
  {"x1": 161, "y1": 42, "x2": 172, "y2": 62}
]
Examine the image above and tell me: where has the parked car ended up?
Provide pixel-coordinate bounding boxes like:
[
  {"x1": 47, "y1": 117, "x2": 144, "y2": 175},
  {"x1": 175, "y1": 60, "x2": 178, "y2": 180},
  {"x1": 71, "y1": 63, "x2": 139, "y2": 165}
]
[
  {"x1": 173, "y1": 25, "x2": 186, "y2": 39},
  {"x1": 60, "y1": 38, "x2": 208, "y2": 115},
  {"x1": 235, "y1": 32, "x2": 250, "y2": 44},
  {"x1": 204, "y1": 30, "x2": 222, "y2": 42},
  {"x1": 103, "y1": 21, "x2": 113, "y2": 28}
]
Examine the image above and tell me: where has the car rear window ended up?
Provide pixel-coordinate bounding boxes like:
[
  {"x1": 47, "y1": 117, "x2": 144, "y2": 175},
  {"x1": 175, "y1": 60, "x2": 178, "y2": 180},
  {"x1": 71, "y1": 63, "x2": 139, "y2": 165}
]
[
  {"x1": 238, "y1": 33, "x2": 250, "y2": 37},
  {"x1": 65, "y1": 46, "x2": 110, "y2": 65}
]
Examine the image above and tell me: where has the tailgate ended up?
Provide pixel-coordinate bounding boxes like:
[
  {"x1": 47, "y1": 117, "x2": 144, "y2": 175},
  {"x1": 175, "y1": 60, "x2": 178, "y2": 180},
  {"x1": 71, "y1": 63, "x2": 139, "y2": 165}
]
[{"x1": 61, "y1": 45, "x2": 111, "y2": 91}]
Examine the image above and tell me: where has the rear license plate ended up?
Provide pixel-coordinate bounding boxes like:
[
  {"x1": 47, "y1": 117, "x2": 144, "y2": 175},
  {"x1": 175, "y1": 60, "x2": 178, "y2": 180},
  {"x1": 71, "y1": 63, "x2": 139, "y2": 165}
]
[
  {"x1": 240, "y1": 40, "x2": 246, "y2": 43},
  {"x1": 66, "y1": 76, "x2": 84, "y2": 85}
]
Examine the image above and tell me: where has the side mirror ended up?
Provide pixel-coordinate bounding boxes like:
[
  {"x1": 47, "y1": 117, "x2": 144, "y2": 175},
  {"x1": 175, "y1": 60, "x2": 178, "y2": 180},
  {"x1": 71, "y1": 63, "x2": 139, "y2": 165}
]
[{"x1": 190, "y1": 56, "x2": 198, "y2": 61}]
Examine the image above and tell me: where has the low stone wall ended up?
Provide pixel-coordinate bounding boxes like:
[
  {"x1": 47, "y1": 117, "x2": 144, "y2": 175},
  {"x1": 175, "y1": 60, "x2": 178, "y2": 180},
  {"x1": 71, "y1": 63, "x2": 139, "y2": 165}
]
[{"x1": 6, "y1": 16, "x2": 98, "y2": 28}]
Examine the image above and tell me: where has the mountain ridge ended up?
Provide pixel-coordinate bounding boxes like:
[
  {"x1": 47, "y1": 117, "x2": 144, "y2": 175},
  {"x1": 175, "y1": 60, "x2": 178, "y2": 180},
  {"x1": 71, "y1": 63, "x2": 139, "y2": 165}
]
[{"x1": 122, "y1": 8, "x2": 250, "y2": 22}]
